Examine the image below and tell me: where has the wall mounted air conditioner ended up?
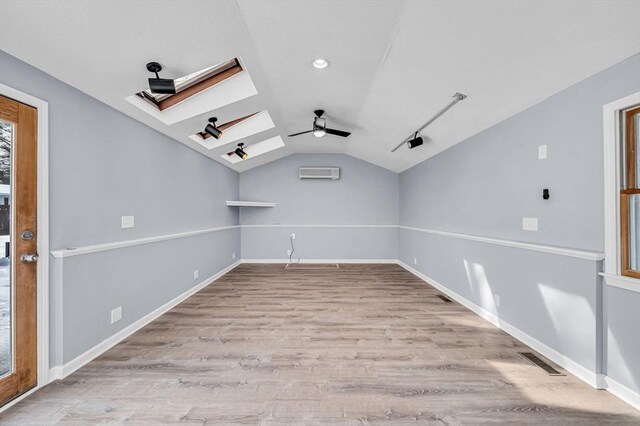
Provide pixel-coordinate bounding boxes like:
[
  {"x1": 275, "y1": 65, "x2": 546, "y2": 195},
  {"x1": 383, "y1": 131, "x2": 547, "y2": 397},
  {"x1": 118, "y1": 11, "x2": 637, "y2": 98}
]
[{"x1": 299, "y1": 167, "x2": 340, "y2": 180}]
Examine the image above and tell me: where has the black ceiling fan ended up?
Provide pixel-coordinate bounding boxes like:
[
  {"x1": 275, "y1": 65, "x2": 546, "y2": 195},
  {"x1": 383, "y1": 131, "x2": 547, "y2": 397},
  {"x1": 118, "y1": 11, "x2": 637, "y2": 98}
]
[{"x1": 288, "y1": 110, "x2": 351, "y2": 138}]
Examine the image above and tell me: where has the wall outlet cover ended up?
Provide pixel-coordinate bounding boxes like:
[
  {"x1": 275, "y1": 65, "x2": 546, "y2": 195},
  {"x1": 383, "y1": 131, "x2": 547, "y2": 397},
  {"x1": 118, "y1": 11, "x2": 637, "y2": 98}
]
[
  {"x1": 286, "y1": 249, "x2": 292, "y2": 256},
  {"x1": 291, "y1": 233, "x2": 296, "y2": 239},
  {"x1": 494, "y1": 294, "x2": 501, "y2": 307},
  {"x1": 538, "y1": 145, "x2": 547, "y2": 160},
  {"x1": 193, "y1": 269, "x2": 199, "y2": 280},
  {"x1": 232, "y1": 252, "x2": 236, "y2": 259},
  {"x1": 414, "y1": 257, "x2": 418, "y2": 265},
  {"x1": 522, "y1": 217, "x2": 538, "y2": 231},
  {"x1": 121, "y1": 215, "x2": 135, "y2": 229},
  {"x1": 111, "y1": 306, "x2": 122, "y2": 324}
]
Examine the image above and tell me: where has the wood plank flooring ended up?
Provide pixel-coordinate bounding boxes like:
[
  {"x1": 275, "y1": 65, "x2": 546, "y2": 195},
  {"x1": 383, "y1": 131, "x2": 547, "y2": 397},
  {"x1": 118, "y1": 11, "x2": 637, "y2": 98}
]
[{"x1": 1, "y1": 263, "x2": 638, "y2": 425}]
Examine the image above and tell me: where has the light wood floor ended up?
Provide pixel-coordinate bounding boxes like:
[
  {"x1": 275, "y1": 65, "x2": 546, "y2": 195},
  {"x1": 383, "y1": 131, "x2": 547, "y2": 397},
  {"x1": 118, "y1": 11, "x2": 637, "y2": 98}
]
[{"x1": 2, "y1": 264, "x2": 638, "y2": 425}]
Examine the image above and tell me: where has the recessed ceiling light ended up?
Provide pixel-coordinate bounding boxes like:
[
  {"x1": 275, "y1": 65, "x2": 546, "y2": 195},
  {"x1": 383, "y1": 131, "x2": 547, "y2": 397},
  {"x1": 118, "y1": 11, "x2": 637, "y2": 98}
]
[{"x1": 311, "y1": 58, "x2": 330, "y2": 69}]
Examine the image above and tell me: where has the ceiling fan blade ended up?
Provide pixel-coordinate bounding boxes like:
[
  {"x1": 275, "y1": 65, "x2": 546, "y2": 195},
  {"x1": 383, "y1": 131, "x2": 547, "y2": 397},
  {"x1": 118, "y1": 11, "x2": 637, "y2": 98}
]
[
  {"x1": 325, "y1": 128, "x2": 351, "y2": 137},
  {"x1": 287, "y1": 130, "x2": 313, "y2": 137}
]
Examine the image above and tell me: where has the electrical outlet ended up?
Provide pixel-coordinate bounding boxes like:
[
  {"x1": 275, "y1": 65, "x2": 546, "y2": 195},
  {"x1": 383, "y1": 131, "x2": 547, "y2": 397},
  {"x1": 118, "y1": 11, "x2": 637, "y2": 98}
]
[
  {"x1": 193, "y1": 269, "x2": 199, "y2": 280},
  {"x1": 494, "y1": 294, "x2": 501, "y2": 308},
  {"x1": 414, "y1": 257, "x2": 418, "y2": 265},
  {"x1": 111, "y1": 306, "x2": 122, "y2": 324},
  {"x1": 291, "y1": 233, "x2": 296, "y2": 239},
  {"x1": 121, "y1": 215, "x2": 134, "y2": 229},
  {"x1": 522, "y1": 217, "x2": 538, "y2": 231},
  {"x1": 286, "y1": 249, "x2": 292, "y2": 256},
  {"x1": 232, "y1": 252, "x2": 236, "y2": 259},
  {"x1": 538, "y1": 144, "x2": 547, "y2": 160}
]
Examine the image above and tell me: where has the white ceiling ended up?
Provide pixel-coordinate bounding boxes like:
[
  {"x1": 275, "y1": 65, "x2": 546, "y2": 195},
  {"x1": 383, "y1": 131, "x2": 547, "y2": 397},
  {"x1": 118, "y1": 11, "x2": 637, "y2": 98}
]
[{"x1": 1, "y1": 0, "x2": 639, "y2": 173}]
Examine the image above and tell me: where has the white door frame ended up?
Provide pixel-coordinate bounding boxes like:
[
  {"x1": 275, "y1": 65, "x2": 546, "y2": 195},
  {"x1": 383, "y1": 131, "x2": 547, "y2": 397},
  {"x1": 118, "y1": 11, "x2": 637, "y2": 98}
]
[{"x1": 0, "y1": 83, "x2": 50, "y2": 409}]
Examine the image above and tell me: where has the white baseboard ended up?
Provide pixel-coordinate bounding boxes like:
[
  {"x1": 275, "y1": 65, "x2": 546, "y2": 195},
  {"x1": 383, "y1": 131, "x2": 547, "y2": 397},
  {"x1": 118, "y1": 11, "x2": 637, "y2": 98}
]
[
  {"x1": 48, "y1": 366, "x2": 62, "y2": 382},
  {"x1": 15, "y1": 259, "x2": 639, "y2": 414},
  {"x1": 397, "y1": 261, "x2": 601, "y2": 388},
  {"x1": 56, "y1": 261, "x2": 241, "y2": 379},
  {"x1": 600, "y1": 375, "x2": 640, "y2": 411},
  {"x1": 241, "y1": 258, "x2": 398, "y2": 264}
]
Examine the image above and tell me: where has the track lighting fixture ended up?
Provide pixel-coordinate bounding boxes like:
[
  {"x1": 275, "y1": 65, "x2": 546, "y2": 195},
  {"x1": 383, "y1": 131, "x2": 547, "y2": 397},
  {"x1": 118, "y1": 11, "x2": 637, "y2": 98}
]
[
  {"x1": 204, "y1": 117, "x2": 223, "y2": 139},
  {"x1": 146, "y1": 62, "x2": 176, "y2": 95},
  {"x1": 391, "y1": 92, "x2": 467, "y2": 153},
  {"x1": 235, "y1": 143, "x2": 248, "y2": 160},
  {"x1": 407, "y1": 132, "x2": 423, "y2": 149}
]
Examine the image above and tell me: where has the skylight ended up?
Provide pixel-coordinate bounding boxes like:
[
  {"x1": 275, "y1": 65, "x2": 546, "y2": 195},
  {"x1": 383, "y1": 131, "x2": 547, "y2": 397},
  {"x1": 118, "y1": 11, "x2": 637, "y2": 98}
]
[
  {"x1": 136, "y1": 58, "x2": 243, "y2": 111},
  {"x1": 221, "y1": 136, "x2": 285, "y2": 164},
  {"x1": 125, "y1": 57, "x2": 258, "y2": 125},
  {"x1": 189, "y1": 110, "x2": 275, "y2": 150}
]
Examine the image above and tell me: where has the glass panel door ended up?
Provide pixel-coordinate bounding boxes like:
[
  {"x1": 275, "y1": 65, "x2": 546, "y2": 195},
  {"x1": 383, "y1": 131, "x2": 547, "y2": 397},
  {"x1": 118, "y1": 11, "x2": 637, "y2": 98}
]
[
  {"x1": 0, "y1": 94, "x2": 38, "y2": 406},
  {"x1": 0, "y1": 120, "x2": 11, "y2": 378}
]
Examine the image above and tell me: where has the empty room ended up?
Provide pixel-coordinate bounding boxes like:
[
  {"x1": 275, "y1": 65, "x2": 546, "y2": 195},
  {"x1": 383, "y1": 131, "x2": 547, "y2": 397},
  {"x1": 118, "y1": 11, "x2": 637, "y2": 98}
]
[{"x1": 0, "y1": 0, "x2": 639, "y2": 424}]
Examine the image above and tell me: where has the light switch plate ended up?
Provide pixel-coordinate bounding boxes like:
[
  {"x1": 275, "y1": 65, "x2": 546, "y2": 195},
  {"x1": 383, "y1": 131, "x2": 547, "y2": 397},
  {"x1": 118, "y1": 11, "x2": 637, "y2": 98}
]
[
  {"x1": 121, "y1": 215, "x2": 135, "y2": 229},
  {"x1": 538, "y1": 145, "x2": 547, "y2": 160},
  {"x1": 522, "y1": 217, "x2": 538, "y2": 231},
  {"x1": 111, "y1": 306, "x2": 122, "y2": 324}
]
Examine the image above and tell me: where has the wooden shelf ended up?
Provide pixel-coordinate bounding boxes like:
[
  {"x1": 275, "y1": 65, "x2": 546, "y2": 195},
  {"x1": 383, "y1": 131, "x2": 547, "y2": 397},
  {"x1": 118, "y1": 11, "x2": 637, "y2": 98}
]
[{"x1": 226, "y1": 201, "x2": 277, "y2": 207}]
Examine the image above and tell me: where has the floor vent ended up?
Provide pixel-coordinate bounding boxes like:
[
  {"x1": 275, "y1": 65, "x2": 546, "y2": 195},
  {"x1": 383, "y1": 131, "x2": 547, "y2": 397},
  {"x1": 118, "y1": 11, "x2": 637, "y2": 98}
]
[
  {"x1": 519, "y1": 352, "x2": 565, "y2": 376},
  {"x1": 437, "y1": 294, "x2": 453, "y2": 303}
]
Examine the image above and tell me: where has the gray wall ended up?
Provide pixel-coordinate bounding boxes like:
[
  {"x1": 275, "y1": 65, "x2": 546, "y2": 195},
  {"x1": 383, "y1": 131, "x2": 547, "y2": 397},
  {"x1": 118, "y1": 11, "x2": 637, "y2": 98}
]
[
  {"x1": 401, "y1": 53, "x2": 640, "y2": 253},
  {"x1": 239, "y1": 154, "x2": 398, "y2": 260},
  {"x1": 0, "y1": 50, "x2": 240, "y2": 365},
  {"x1": 399, "y1": 53, "x2": 640, "y2": 392}
]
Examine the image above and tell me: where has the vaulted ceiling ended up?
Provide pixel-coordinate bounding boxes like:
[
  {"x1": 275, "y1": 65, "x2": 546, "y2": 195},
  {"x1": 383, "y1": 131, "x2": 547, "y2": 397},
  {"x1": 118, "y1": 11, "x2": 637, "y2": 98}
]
[{"x1": 1, "y1": 0, "x2": 639, "y2": 172}]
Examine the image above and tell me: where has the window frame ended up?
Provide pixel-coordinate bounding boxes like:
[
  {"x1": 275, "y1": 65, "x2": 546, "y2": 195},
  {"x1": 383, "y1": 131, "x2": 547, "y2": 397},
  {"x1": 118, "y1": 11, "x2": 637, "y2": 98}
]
[
  {"x1": 603, "y1": 92, "x2": 640, "y2": 289},
  {"x1": 134, "y1": 58, "x2": 243, "y2": 111},
  {"x1": 620, "y1": 106, "x2": 640, "y2": 279}
]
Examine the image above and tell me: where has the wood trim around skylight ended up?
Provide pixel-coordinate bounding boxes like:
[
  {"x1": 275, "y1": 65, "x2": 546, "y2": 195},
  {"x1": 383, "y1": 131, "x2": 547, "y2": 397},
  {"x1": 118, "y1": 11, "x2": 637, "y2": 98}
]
[
  {"x1": 135, "y1": 58, "x2": 243, "y2": 111},
  {"x1": 197, "y1": 112, "x2": 259, "y2": 140}
]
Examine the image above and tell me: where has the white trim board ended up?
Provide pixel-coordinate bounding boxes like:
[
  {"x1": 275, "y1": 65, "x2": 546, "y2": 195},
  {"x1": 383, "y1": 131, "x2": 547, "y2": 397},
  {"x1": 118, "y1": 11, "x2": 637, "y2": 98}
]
[
  {"x1": 241, "y1": 259, "x2": 398, "y2": 264},
  {"x1": 0, "y1": 84, "x2": 50, "y2": 393},
  {"x1": 396, "y1": 261, "x2": 601, "y2": 388},
  {"x1": 53, "y1": 261, "x2": 240, "y2": 380},
  {"x1": 50, "y1": 225, "x2": 240, "y2": 258},
  {"x1": 48, "y1": 224, "x2": 602, "y2": 262},
  {"x1": 600, "y1": 273, "x2": 640, "y2": 293},
  {"x1": 599, "y1": 375, "x2": 640, "y2": 411},
  {"x1": 399, "y1": 225, "x2": 604, "y2": 261},
  {"x1": 241, "y1": 224, "x2": 398, "y2": 228}
]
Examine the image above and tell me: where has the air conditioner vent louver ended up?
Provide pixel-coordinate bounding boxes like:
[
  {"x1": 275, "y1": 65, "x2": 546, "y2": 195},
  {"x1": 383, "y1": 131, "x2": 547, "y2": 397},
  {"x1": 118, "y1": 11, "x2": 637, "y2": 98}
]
[{"x1": 299, "y1": 167, "x2": 340, "y2": 180}]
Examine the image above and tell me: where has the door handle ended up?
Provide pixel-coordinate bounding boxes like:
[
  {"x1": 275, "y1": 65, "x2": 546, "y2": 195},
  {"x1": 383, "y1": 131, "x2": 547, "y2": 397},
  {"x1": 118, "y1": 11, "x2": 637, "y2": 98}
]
[{"x1": 20, "y1": 253, "x2": 39, "y2": 263}]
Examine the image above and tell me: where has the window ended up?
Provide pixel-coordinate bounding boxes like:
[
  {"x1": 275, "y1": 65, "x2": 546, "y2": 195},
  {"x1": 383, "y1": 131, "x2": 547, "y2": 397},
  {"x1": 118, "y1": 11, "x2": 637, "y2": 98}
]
[
  {"x1": 196, "y1": 112, "x2": 258, "y2": 141},
  {"x1": 134, "y1": 58, "x2": 243, "y2": 111},
  {"x1": 621, "y1": 106, "x2": 640, "y2": 278}
]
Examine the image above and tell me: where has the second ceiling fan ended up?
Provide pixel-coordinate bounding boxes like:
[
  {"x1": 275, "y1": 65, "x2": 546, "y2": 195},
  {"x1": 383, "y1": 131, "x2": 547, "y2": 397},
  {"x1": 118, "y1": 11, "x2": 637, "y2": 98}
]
[{"x1": 288, "y1": 110, "x2": 351, "y2": 138}]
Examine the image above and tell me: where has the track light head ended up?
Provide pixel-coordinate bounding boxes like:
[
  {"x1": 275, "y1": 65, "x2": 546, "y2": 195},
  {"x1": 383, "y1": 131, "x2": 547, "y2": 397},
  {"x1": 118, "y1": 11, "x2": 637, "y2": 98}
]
[
  {"x1": 407, "y1": 133, "x2": 424, "y2": 149},
  {"x1": 204, "y1": 117, "x2": 222, "y2": 139},
  {"x1": 234, "y1": 143, "x2": 248, "y2": 160},
  {"x1": 146, "y1": 62, "x2": 176, "y2": 95}
]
